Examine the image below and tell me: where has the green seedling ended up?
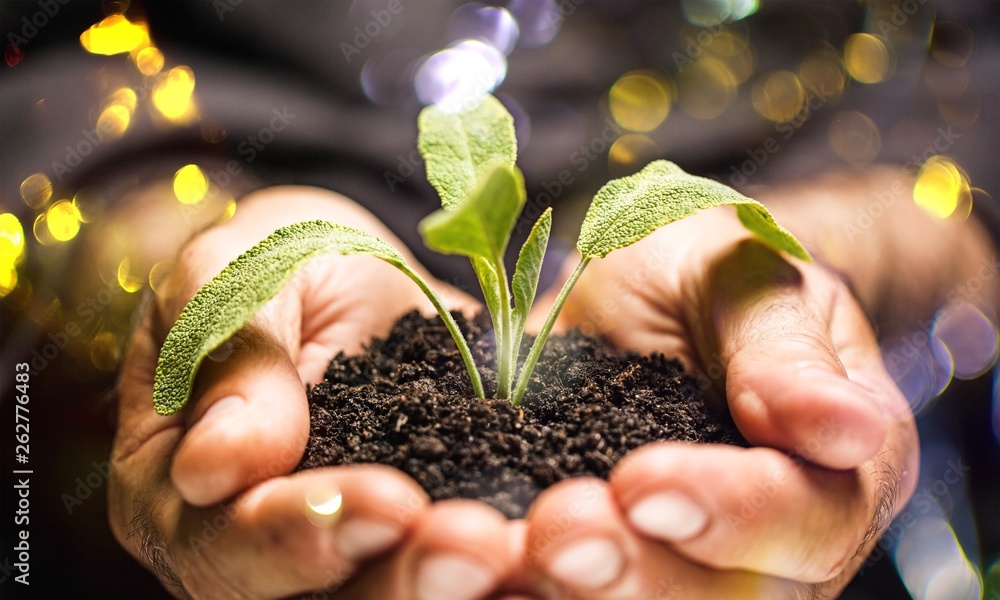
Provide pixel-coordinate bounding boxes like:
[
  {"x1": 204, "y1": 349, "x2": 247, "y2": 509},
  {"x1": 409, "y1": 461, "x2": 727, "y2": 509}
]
[{"x1": 153, "y1": 94, "x2": 810, "y2": 415}]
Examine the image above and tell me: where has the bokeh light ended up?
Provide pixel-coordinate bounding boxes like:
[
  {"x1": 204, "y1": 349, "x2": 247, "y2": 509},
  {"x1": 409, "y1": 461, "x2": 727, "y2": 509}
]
[
  {"x1": 0, "y1": 263, "x2": 16, "y2": 298},
  {"x1": 828, "y1": 111, "x2": 880, "y2": 165},
  {"x1": 135, "y1": 46, "x2": 165, "y2": 75},
  {"x1": 45, "y1": 200, "x2": 82, "y2": 242},
  {"x1": 933, "y1": 302, "x2": 1000, "y2": 380},
  {"x1": 414, "y1": 40, "x2": 506, "y2": 109},
  {"x1": 149, "y1": 259, "x2": 185, "y2": 299},
  {"x1": 173, "y1": 164, "x2": 208, "y2": 205},
  {"x1": 507, "y1": 0, "x2": 561, "y2": 48},
  {"x1": 90, "y1": 331, "x2": 121, "y2": 372},
  {"x1": 448, "y1": 4, "x2": 519, "y2": 56},
  {"x1": 930, "y1": 20, "x2": 975, "y2": 68},
  {"x1": 609, "y1": 134, "x2": 660, "y2": 174},
  {"x1": 152, "y1": 66, "x2": 198, "y2": 123},
  {"x1": 32, "y1": 214, "x2": 56, "y2": 246},
  {"x1": 681, "y1": 0, "x2": 759, "y2": 26},
  {"x1": 305, "y1": 483, "x2": 343, "y2": 527},
  {"x1": 797, "y1": 49, "x2": 846, "y2": 97},
  {"x1": 609, "y1": 71, "x2": 672, "y2": 133},
  {"x1": 79, "y1": 15, "x2": 150, "y2": 55},
  {"x1": 676, "y1": 57, "x2": 737, "y2": 120},
  {"x1": 913, "y1": 156, "x2": 971, "y2": 220},
  {"x1": 117, "y1": 257, "x2": 144, "y2": 293},
  {"x1": 72, "y1": 188, "x2": 106, "y2": 223},
  {"x1": 751, "y1": 70, "x2": 805, "y2": 123},
  {"x1": 0, "y1": 213, "x2": 27, "y2": 265},
  {"x1": 96, "y1": 104, "x2": 131, "y2": 140},
  {"x1": 844, "y1": 33, "x2": 891, "y2": 84},
  {"x1": 895, "y1": 514, "x2": 983, "y2": 600},
  {"x1": 20, "y1": 173, "x2": 53, "y2": 209}
]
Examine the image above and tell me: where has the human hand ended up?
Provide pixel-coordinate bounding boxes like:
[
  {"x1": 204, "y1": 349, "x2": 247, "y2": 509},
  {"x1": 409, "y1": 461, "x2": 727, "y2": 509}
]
[
  {"x1": 108, "y1": 186, "x2": 519, "y2": 599},
  {"x1": 522, "y1": 206, "x2": 919, "y2": 598}
]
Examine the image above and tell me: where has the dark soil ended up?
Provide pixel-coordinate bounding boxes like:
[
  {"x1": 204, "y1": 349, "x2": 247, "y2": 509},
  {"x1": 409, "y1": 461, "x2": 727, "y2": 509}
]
[{"x1": 298, "y1": 311, "x2": 744, "y2": 518}]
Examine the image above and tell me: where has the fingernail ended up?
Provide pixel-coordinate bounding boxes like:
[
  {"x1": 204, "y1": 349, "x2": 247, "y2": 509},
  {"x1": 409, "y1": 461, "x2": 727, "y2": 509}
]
[
  {"x1": 548, "y1": 537, "x2": 623, "y2": 589},
  {"x1": 627, "y1": 491, "x2": 708, "y2": 542},
  {"x1": 335, "y1": 519, "x2": 402, "y2": 562},
  {"x1": 416, "y1": 554, "x2": 494, "y2": 600}
]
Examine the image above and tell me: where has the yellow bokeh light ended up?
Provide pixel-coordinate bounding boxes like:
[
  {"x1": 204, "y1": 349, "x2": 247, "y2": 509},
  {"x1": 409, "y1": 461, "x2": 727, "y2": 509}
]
[
  {"x1": 677, "y1": 57, "x2": 737, "y2": 120},
  {"x1": 751, "y1": 71, "x2": 806, "y2": 123},
  {"x1": 798, "y1": 52, "x2": 845, "y2": 97},
  {"x1": 97, "y1": 104, "x2": 132, "y2": 140},
  {"x1": 45, "y1": 200, "x2": 82, "y2": 242},
  {"x1": 149, "y1": 259, "x2": 185, "y2": 298},
  {"x1": 20, "y1": 173, "x2": 53, "y2": 209},
  {"x1": 106, "y1": 87, "x2": 137, "y2": 112},
  {"x1": 33, "y1": 214, "x2": 56, "y2": 246},
  {"x1": 80, "y1": 15, "x2": 150, "y2": 55},
  {"x1": 913, "y1": 156, "x2": 970, "y2": 220},
  {"x1": 152, "y1": 66, "x2": 197, "y2": 123},
  {"x1": 305, "y1": 484, "x2": 343, "y2": 527},
  {"x1": 608, "y1": 134, "x2": 660, "y2": 173},
  {"x1": 219, "y1": 198, "x2": 237, "y2": 223},
  {"x1": 90, "y1": 331, "x2": 121, "y2": 372},
  {"x1": 135, "y1": 46, "x2": 164, "y2": 76},
  {"x1": 117, "y1": 257, "x2": 144, "y2": 293},
  {"x1": 72, "y1": 188, "x2": 105, "y2": 223},
  {"x1": 0, "y1": 213, "x2": 26, "y2": 266},
  {"x1": 0, "y1": 263, "x2": 17, "y2": 298},
  {"x1": 609, "y1": 71, "x2": 672, "y2": 133},
  {"x1": 173, "y1": 164, "x2": 209, "y2": 205},
  {"x1": 844, "y1": 33, "x2": 891, "y2": 84},
  {"x1": 829, "y1": 111, "x2": 881, "y2": 166}
]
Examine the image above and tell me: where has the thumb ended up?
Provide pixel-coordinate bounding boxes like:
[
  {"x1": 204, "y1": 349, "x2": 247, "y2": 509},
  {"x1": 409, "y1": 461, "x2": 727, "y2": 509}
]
[
  {"x1": 170, "y1": 319, "x2": 310, "y2": 507},
  {"x1": 704, "y1": 241, "x2": 888, "y2": 470}
]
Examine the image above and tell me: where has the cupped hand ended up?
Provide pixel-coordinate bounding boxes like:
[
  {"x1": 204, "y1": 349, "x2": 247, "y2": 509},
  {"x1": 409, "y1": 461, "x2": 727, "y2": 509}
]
[
  {"x1": 108, "y1": 186, "x2": 517, "y2": 599},
  {"x1": 522, "y1": 207, "x2": 919, "y2": 598}
]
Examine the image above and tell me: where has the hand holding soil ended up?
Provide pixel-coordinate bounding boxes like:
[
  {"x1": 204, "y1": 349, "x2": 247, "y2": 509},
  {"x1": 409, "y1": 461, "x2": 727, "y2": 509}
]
[{"x1": 110, "y1": 182, "x2": 917, "y2": 598}]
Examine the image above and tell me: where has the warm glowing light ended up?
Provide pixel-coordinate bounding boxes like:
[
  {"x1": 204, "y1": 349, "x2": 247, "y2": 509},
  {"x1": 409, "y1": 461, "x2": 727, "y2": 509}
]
[
  {"x1": 33, "y1": 214, "x2": 56, "y2": 246},
  {"x1": 20, "y1": 173, "x2": 53, "y2": 209},
  {"x1": 609, "y1": 72, "x2": 672, "y2": 133},
  {"x1": 798, "y1": 51, "x2": 845, "y2": 97},
  {"x1": 97, "y1": 104, "x2": 132, "y2": 140},
  {"x1": 45, "y1": 200, "x2": 82, "y2": 242},
  {"x1": 844, "y1": 33, "x2": 891, "y2": 84},
  {"x1": 752, "y1": 71, "x2": 806, "y2": 123},
  {"x1": 305, "y1": 484, "x2": 343, "y2": 527},
  {"x1": 72, "y1": 188, "x2": 104, "y2": 223},
  {"x1": 90, "y1": 331, "x2": 121, "y2": 372},
  {"x1": 913, "y1": 156, "x2": 970, "y2": 220},
  {"x1": 135, "y1": 46, "x2": 164, "y2": 75},
  {"x1": 0, "y1": 263, "x2": 16, "y2": 298},
  {"x1": 0, "y1": 214, "x2": 26, "y2": 266},
  {"x1": 149, "y1": 260, "x2": 184, "y2": 298},
  {"x1": 80, "y1": 15, "x2": 150, "y2": 55},
  {"x1": 828, "y1": 111, "x2": 881, "y2": 166},
  {"x1": 173, "y1": 164, "x2": 208, "y2": 205},
  {"x1": 153, "y1": 66, "x2": 197, "y2": 123},
  {"x1": 106, "y1": 87, "x2": 137, "y2": 112},
  {"x1": 219, "y1": 198, "x2": 237, "y2": 223},
  {"x1": 117, "y1": 257, "x2": 143, "y2": 293},
  {"x1": 706, "y1": 32, "x2": 754, "y2": 83},
  {"x1": 608, "y1": 134, "x2": 660, "y2": 173},
  {"x1": 676, "y1": 57, "x2": 737, "y2": 120}
]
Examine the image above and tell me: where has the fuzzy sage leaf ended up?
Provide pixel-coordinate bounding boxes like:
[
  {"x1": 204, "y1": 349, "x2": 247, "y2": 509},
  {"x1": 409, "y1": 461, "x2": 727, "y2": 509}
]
[
  {"x1": 418, "y1": 95, "x2": 517, "y2": 210},
  {"x1": 577, "y1": 160, "x2": 811, "y2": 261},
  {"x1": 153, "y1": 220, "x2": 483, "y2": 415}
]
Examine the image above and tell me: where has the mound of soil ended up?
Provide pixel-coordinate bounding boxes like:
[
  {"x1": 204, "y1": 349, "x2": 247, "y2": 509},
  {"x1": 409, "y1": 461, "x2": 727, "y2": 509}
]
[{"x1": 298, "y1": 311, "x2": 744, "y2": 518}]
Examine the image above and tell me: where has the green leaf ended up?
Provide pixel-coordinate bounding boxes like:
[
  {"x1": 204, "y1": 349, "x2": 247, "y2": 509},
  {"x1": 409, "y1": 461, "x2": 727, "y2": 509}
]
[
  {"x1": 471, "y1": 255, "x2": 504, "y2": 345},
  {"x1": 576, "y1": 160, "x2": 812, "y2": 261},
  {"x1": 153, "y1": 220, "x2": 484, "y2": 416},
  {"x1": 512, "y1": 208, "x2": 552, "y2": 322},
  {"x1": 418, "y1": 164, "x2": 526, "y2": 261},
  {"x1": 418, "y1": 95, "x2": 517, "y2": 210}
]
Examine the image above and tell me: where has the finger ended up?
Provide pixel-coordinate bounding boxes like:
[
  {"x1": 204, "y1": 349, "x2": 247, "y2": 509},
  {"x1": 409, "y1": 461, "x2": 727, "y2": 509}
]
[
  {"x1": 169, "y1": 320, "x2": 311, "y2": 506},
  {"x1": 707, "y1": 241, "x2": 888, "y2": 469},
  {"x1": 171, "y1": 465, "x2": 428, "y2": 598},
  {"x1": 525, "y1": 478, "x2": 802, "y2": 599},
  {"x1": 610, "y1": 442, "x2": 885, "y2": 582},
  {"x1": 338, "y1": 500, "x2": 512, "y2": 600}
]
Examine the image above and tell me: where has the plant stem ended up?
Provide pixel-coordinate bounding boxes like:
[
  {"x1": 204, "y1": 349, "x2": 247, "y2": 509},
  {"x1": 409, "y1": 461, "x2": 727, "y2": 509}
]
[
  {"x1": 495, "y1": 257, "x2": 513, "y2": 399},
  {"x1": 400, "y1": 264, "x2": 485, "y2": 398},
  {"x1": 511, "y1": 258, "x2": 590, "y2": 406}
]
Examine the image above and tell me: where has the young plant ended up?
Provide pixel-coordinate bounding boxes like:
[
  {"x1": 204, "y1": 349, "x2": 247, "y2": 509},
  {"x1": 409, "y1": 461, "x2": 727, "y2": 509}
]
[{"x1": 153, "y1": 94, "x2": 810, "y2": 415}]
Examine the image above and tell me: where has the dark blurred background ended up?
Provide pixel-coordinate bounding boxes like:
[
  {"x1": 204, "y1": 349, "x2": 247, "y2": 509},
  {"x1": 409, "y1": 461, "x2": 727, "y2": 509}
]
[{"x1": 1, "y1": 1, "x2": 997, "y2": 598}]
